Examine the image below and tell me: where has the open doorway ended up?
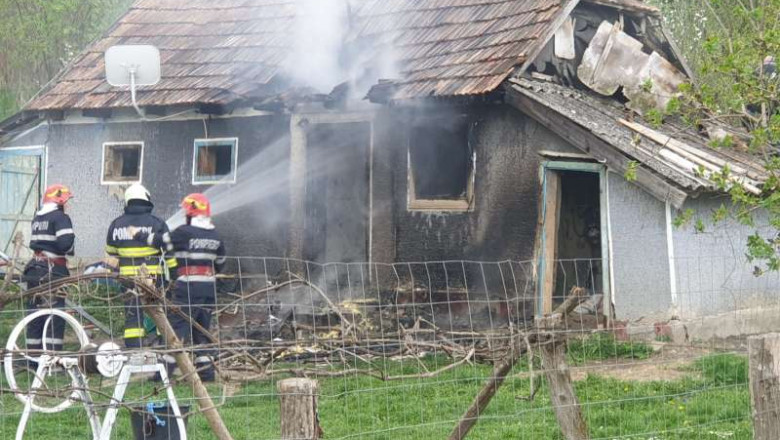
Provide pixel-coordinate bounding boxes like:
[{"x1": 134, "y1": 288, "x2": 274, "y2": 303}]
[
  {"x1": 538, "y1": 164, "x2": 607, "y2": 316},
  {"x1": 554, "y1": 171, "x2": 602, "y2": 300}
]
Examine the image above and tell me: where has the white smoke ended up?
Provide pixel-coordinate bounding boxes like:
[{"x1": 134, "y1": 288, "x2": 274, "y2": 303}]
[
  {"x1": 286, "y1": 0, "x2": 350, "y2": 93},
  {"x1": 284, "y1": 0, "x2": 399, "y2": 97},
  {"x1": 167, "y1": 132, "x2": 358, "y2": 229}
]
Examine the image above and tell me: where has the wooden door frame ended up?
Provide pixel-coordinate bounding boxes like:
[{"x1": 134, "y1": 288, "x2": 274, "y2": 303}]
[
  {"x1": 536, "y1": 161, "x2": 611, "y2": 318},
  {"x1": 0, "y1": 145, "x2": 47, "y2": 175}
]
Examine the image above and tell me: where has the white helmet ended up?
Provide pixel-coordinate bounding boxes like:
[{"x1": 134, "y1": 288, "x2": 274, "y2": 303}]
[{"x1": 124, "y1": 183, "x2": 151, "y2": 204}]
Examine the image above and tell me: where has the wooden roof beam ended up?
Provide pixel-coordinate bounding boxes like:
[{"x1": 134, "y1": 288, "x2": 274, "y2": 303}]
[
  {"x1": 582, "y1": 0, "x2": 661, "y2": 16},
  {"x1": 504, "y1": 86, "x2": 688, "y2": 209}
]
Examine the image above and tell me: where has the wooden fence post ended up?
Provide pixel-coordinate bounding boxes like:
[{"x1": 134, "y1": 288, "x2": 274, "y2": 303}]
[
  {"x1": 278, "y1": 378, "x2": 320, "y2": 440},
  {"x1": 145, "y1": 300, "x2": 234, "y2": 440},
  {"x1": 447, "y1": 287, "x2": 587, "y2": 440},
  {"x1": 540, "y1": 337, "x2": 589, "y2": 440},
  {"x1": 748, "y1": 333, "x2": 780, "y2": 440}
]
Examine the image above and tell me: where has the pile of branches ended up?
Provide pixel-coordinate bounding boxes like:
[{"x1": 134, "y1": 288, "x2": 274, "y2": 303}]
[{"x1": 0, "y1": 271, "x2": 535, "y2": 384}]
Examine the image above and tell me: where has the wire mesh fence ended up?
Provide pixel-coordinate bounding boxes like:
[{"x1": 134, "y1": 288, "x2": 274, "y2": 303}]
[{"x1": 0, "y1": 255, "x2": 766, "y2": 439}]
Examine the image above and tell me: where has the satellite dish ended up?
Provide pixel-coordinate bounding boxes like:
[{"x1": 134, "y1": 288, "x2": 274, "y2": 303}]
[
  {"x1": 105, "y1": 45, "x2": 161, "y2": 87},
  {"x1": 104, "y1": 45, "x2": 161, "y2": 118}
]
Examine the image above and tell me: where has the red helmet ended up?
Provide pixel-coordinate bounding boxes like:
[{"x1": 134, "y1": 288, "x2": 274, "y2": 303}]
[
  {"x1": 42, "y1": 184, "x2": 73, "y2": 206},
  {"x1": 181, "y1": 193, "x2": 211, "y2": 217}
]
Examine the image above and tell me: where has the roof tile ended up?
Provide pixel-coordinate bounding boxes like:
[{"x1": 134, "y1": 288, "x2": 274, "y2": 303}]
[{"x1": 27, "y1": 0, "x2": 575, "y2": 110}]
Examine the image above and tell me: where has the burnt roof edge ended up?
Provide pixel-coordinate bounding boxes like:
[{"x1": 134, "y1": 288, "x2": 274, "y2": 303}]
[
  {"x1": 513, "y1": 0, "x2": 583, "y2": 86},
  {"x1": 504, "y1": 84, "x2": 689, "y2": 209}
]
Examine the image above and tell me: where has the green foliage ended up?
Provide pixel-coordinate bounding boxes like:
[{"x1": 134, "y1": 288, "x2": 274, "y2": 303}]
[
  {"x1": 624, "y1": 160, "x2": 639, "y2": 182},
  {"x1": 694, "y1": 218, "x2": 706, "y2": 233},
  {"x1": 673, "y1": 208, "x2": 695, "y2": 228},
  {"x1": 649, "y1": 0, "x2": 780, "y2": 272},
  {"x1": 0, "y1": 0, "x2": 132, "y2": 118},
  {"x1": 691, "y1": 354, "x2": 749, "y2": 386},
  {"x1": 0, "y1": 89, "x2": 17, "y2": 120},
  {"x1": 640, "y1": 78, "x2": 654, "y2": 93},
  {"x1": 567, "y1": 333, "x2": 654, "y2": 365},
  {"x1": 713, "y1": 203, "x2": 729, "y2": 223},
  {"x1": 645, "y1": 108, "x2": 665, "y2": 128}
]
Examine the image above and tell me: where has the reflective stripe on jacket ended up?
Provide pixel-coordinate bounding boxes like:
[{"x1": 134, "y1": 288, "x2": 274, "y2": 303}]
[{"x1": 106, "y1": 203, "x2": 177, "y2": 276}]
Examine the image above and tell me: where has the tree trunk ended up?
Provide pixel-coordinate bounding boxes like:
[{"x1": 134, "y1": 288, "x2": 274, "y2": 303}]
[
  {"x1": 278, "y1": 378, "x2": 321, "y2": 440},
  {"x1": 749, "y1": 333, "x2": 780, "y2": 440},
  {"x1": 540, "y1": 339, "x2": 589, "y2": 440}
]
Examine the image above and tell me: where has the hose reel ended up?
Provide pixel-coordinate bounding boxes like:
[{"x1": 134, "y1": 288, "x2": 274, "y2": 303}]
[
  {"x1": 79, "y1": 342, "x2": 125, "y2": 378},
  {"x1": 3, "y1": 308, "x2": 186, "y2": 440}
]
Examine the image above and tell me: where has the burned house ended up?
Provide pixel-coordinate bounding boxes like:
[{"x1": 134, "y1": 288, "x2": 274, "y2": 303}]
[{"x1": 0, "y1": 0, "x2": 775, "y2": 330}]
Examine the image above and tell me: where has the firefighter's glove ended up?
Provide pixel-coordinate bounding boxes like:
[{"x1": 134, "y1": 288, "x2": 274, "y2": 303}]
[{"x1": 133, "y1": 229, "x2": 150, "y2": 243}]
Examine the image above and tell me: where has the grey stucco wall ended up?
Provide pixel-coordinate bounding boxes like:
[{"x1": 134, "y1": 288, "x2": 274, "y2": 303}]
[
  {"x1": 607, "y1": 177, "x2": 780, "y2": 321},
  {"x1": 44, "y1": 115, "x2": 291, "y2": 258},
  {"x1": 607, "y1": 171, "x2": 673, "y2": 320},
  {"x1": 672, "y1": 195, "x2": 780, "y2": 319}
]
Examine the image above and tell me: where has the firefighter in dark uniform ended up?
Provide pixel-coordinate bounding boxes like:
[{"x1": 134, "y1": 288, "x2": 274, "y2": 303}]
[
  {"x1": 105, "y1": 183, "x2": 177, "y2": 348},
  {"x1": 25, "y1": 184, "x2": 75, "y2": 353},
  {"x1": 135, "y1": 193, "x2": 225, "y2": 381}
]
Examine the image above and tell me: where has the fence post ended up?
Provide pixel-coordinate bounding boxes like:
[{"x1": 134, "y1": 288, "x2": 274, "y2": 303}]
[
  {"x1": 540, "y1": 337, "x2": 589, "y2": 440},
  {"x1": 749, "y1": 333, "x2": 780, "y2": 439},
  {"x1": 278, "y1": 378, "x2": 320, "y2": 440}
]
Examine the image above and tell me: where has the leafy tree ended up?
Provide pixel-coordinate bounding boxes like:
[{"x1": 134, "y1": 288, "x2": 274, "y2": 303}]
[
  {"x1": 650, "y1": 0, "x2": 780, "y2": 271},
  {"x1": 0, "y1": 0, "x2": 132, "y2": 119}
]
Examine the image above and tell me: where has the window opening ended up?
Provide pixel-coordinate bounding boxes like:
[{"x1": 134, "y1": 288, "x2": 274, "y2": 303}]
[
  {"x1": 102, "y1": 142, "x2": 143, "y2": 184},
  {"x1": 193, "y1": 138, "x2": 237, "y2": 184},
  {"x1": 408, "y1": 119, "x2": 474, "y2": 211}
]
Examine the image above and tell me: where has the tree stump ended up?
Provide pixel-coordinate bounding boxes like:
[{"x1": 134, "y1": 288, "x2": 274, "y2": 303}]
[
  {"x1": 278, "y1": 378, "x2": 320, "y2": 440},
  {"x1": 749, "y1": 333, "x2": 780, "y2": 440}
]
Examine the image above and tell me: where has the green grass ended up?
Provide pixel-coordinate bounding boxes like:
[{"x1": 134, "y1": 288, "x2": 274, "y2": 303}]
[
  {"x1": 0, "y1": 351, "x2": 752, "y2": 439},
  {"x1": 567, "y1": 333, "x2": 655, "y2": 365},
  {"x1": 690, "y1": 353, "x2": 749, "y2": 386}
]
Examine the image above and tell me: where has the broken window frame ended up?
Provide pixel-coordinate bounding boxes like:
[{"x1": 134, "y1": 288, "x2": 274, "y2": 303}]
[
  {"x1": 191, "y1": 137, "x2": 238, "y2": 185},
  {"x1": 100, "y1": 141, "x2": 144, "y2": 185},
  {"x1": 406, "y1": 119, "x2": 476, "y2": 212}
]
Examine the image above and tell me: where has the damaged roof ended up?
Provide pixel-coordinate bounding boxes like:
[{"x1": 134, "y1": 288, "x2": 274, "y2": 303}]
[
  {"x1": 352, "y1": 0, "x2": 566, "y2": 100},
  {"x1": 584, "y1": 0, "x2": 660, "y2": 15},
  {"x1": 24, "y1": 0, "x2": 586, "y2": 111},
  {"x1": 507, "y1": 77, "x2": 768, "y2": 208}
]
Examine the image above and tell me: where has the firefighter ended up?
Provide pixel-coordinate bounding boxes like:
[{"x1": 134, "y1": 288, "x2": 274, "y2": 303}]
[
  {"x1": 135, "y1": 193, "x2": 225, "y2": 381},
  {"x1": 24, "y1": 184, "x2": 75, "y2": 354},
  {"x1": 106, "y1": 183, "x2": 177, "y2": 348}
]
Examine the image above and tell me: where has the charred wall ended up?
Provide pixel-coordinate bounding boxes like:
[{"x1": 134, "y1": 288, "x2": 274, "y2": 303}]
[
  {"x1": 388, "y1": 104, "x2": 578, "y2": 264},
  {"x1": 44, "y1": 114, "x2": 291, "y2": 258},
  {"x1": 368, "y1": 103, "x2": 580, "y2": 312}
]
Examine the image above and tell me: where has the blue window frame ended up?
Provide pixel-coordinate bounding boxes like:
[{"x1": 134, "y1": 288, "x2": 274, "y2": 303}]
[{"x1": 192, "y1": 138, "x2": 238, "y2": 184}]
